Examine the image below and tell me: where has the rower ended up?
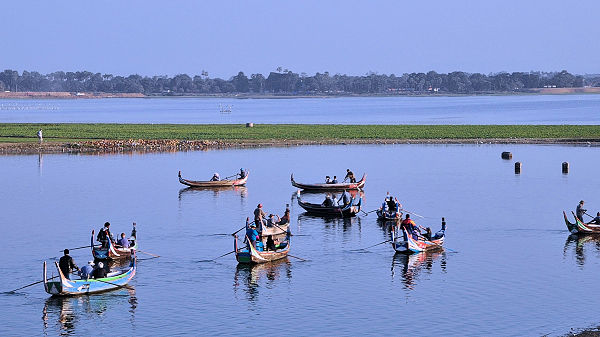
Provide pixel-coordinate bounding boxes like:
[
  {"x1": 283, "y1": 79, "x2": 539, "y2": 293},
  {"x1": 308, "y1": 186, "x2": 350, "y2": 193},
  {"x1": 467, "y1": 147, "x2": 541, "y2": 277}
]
[
  {"x1": 322, "y1": 194, "x2": 334, "y2": 207},
  {"x1": 344, "y1": 169, "x2": 356, "y2": 183},
  {"x1": 59, "y1": 249, "x2": 79, "y2": 280},
  {"x1": 588, "y1": 212, "x2": 600, "y2": 225},
  {"x1": 211, "y1": 172, "x2": 220, "y2": 181},
  {"x1": 338, "y1": 190, "x2": 351, "y2": 207},
  {"x1": 238, "y1": 168, "x2": 246, "y2": 179},
  {"x1": 331, "y1": 176, "x2": 338, "y2": 184}
]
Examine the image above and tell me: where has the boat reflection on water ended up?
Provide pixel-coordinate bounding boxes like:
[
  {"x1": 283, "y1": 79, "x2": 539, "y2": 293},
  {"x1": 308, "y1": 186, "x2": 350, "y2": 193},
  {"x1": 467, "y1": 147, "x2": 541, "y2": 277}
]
[
  {"x1": 42, "y1": 288, "x2": 137, "y2": 336},
  {"x1": 178, "y1": 185, "x2": 248, "y2": 200},
  {"x1": 233, "y1": 259, "x2": 292, "y2": 303},
  {"x1": 391, "y1": 251, "x2": 447, "y2": 290},
  {"x1": 563, "y1": 234, "x2": 600, "y2": 267}
]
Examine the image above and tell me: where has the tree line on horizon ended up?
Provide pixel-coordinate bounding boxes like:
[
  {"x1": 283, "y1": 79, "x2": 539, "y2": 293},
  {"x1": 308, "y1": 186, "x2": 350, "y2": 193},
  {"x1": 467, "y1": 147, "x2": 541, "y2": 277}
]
[{"x1": 0, "y1": 68, "x2": 598, "y2": 95}]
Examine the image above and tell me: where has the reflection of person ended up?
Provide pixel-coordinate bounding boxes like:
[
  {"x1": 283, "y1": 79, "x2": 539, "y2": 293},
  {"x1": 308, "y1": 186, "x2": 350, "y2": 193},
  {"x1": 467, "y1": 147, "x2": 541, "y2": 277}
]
[
  {"x1": 576, "y1": 200, "x2": 587, "y2": 222},
  {"x1": 59, "y1": 249, "x2": 78, "y2": 279},
  {"x1": 588, "y1": 212, "x2": 600, "y2": 225}
]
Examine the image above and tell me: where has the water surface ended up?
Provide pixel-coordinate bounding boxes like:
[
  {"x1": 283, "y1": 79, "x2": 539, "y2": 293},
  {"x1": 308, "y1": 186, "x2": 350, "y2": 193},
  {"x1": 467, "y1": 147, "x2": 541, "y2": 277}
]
[{"x1": 1, "y1": 144, "x2": 599, "y2": 336}]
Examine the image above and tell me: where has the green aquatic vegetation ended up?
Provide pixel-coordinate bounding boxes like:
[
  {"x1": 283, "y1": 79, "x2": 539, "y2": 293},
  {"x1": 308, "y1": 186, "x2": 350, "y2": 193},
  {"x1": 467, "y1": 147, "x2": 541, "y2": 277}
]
[{"x1": 0, "y1": 124, "x2": 599, "y2": 142}]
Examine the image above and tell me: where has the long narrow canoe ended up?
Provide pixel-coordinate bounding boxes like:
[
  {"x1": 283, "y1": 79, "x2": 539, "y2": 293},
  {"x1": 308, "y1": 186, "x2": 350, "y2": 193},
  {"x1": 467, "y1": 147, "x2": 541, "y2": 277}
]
[
  {"x1": 376, "y1": 209, "x2": 402, "y2": 221},
  {"x1": 43, "y1": 258, "x2": 136, "y2": 296},
  {"x1": 564, "y1": 211, "x2": 600, "y2": 234},
  {"x1": 391, "y1": 225, "x2": 445, "y2": 254},
  {"x1": 297, "y1": 192, "x2": 362, "y2": 217},
  {"x1": 179, "y1": 170, "x2": 249, "y2": 188},
  {"x1": 92, "y1": 223, "x2": 138, "y2": 260},
  {"x1": 290, "y1": 173, "x2": 366, "y2": 191},
  {"x1": 234, "y1": 224, "x2": 291, "y2": 264}
]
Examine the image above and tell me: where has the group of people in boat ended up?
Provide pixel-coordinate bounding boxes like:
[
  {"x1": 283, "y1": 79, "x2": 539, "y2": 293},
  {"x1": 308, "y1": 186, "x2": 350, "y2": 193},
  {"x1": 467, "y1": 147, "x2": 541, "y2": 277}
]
[
  {"x1": 576, "y1": 200, "x2": 600, "y2": 224},
  {"x1": 380, "y1": 194, "x2": 402, "y2": 217},
  {"x1": 321, "y1": 190, "x2": 353, "y2": 207},
  {"x1": 244, "y1": 203, "x2": 290, "y2": 252},
  {"x1": 96, "y1": 222, "x2": 134, "y2": 249},
  {"x1": 210, "y1": 168, "x2": 247, "y2": 181},
  {"x1": 396, "y1": 214, "x2": 436, "y2": 241},
  {"x1": 58, "y1": 249, "x2": 110, "y2": 280},
  {"x1": 324, "y1": 169, "x2": 356, "y2": 184}
]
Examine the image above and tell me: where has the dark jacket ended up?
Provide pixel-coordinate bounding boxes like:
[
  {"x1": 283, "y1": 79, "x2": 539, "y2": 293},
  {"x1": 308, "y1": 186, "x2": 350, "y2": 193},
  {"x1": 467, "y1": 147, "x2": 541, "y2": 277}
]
[
  {"x1": 59, "y1": 255, "x2": 78, "y2": 276},
  {"x1": 92, "y1": 267, "x2": 108, "y2": 279}
]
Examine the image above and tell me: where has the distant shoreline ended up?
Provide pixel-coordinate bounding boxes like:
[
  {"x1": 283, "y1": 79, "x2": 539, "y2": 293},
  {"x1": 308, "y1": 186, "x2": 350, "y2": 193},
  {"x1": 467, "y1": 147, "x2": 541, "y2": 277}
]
[
  {"x1": 1, "y1": 123, "x2": 599, "y2": 154},
  {"x1": 1, "y1": 87, "x2": 599, "y2": 100}
]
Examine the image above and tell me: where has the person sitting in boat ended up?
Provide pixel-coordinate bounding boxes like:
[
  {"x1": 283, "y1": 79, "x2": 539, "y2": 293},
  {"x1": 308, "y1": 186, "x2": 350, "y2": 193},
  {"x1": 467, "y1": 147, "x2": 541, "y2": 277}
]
[
  {"x1": 344, "y1": 169, "x2": 356, "y2": 183},
  {"x1": 278, "y1": 208, "x2": 291, "y2": 225},
  {"x1": 322, "y1": 194, "x2": 334, "y2": 207},
  {"x1": 97, "y1": 222, "x2": 114, "y2": 248},
  {"x1": 246, "y1": 223, "x2": 260, "y2": 250},
  {"x1": 422, "y1": 227, "x2": 433, "y2": 241},
  {"x1": 238, "y1": 168, "x2": 246, "y2": 179},
  {"x1": 588, "y1": 212, "x2": 600, "y2": 224},
  {"x1": 211, "y1": 172, "x2": 220, "y2": 181},
  {"x1": 266, "y1": 235, "x2": 276, "y2": 251},
  {"x1": 92, "y1": 261, "x2": 107, "y2": 279},
  {"x1": 338, "y1": 190, "x2": 351, "y2": 207},
  {"x1": 400, "y1": 214, "x2": 420, "y2": 235},
  {"x1": 331, "y1": 176, "x2": 338, "y2": 184},
  {"x1": 386, "y1": 196, "x2": 399, "y2": 212},
  {"x1": 117, "y1": 232, "x2": 130, "y2": 248},
  {"x1": 59, "y1": 249, "x2": 79, "y2": 280},
  {"x1": 79, "y1": 260, "x2": 95, "y2": 280},
  {"x1": 267, "y1": 214, "x2": 280, "y2": 227},
  {"x1": 325, "y1": 176, "x2": 331, "y2": 184}
]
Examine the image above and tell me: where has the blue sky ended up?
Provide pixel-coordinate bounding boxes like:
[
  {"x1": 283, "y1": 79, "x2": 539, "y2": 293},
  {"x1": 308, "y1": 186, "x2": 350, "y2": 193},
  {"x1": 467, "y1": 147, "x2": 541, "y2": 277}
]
[{"x1": 2, "y1": 1, "x2": 599, "y2": 77}]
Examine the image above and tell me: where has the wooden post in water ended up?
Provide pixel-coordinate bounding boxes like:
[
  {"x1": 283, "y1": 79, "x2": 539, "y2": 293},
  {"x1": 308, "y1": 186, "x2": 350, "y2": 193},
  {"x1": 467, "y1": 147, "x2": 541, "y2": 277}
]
[
  {"x1": 514, "y1": 162, "x2": 522, "y2": 174},
  {"x1": 501, "y1": 152, "x2": 512, "y2": 160},
  {"x1": 246, "y1": 122, "x2": 254, "y2": 128},
  {"x1": 562, "y1": 162, "x2": 569, "y2": 174}
]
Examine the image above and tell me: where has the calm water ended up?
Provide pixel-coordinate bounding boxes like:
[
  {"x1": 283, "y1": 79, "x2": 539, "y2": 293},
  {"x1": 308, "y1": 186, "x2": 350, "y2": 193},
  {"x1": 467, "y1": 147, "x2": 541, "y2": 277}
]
[
  {"x1": 1, "y1": 94, "x2": 599, "y2": 124},
  {"x1": 1, "y1": 144, "x2": 600, "y2": 336}
]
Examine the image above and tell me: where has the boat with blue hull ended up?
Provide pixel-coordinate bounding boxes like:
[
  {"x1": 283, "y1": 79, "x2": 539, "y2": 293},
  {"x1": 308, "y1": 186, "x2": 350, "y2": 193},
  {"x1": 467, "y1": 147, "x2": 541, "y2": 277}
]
[
  {"x1": 43, "y1": 257, "x2": 136, "y2": 296},
  {"x1": 234, "y1": 222, "x2": 291, "y2": 264}
]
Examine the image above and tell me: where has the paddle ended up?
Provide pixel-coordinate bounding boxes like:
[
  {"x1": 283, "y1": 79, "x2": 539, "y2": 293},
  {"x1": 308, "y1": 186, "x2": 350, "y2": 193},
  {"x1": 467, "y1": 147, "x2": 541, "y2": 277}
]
[
  {"x1": 60, "y1": 244, "x2": 100, "y2": 252},
  {"x1": 138, "y1": 250, "x2": 160, "y2": 258},
  {"x1": 199, "y1": 250, "x2": 235, "y2": 262},
  {"x1": 3, "y1": 276, "x2": 59, "y2": 294},
  {"x1": 584, "y1": 212, "x2": 595, "y2": 219},
  {"x1": 94, "y1": 279, "x2": 135, "y2": 291},
  {"x1": 287, "y1": 254, "x2": 310, "y2": 262},
  {"x1": 350, "y1": 239, "x2": 392, "y2": 251},
  {"x1": 400, "y1": 209, "x2": 425, "y2": 219},
  {"x1": 272, "y1": 223, "x2": 293, "y2": 236},
  {"x1": 361, "y1": 209, "x2": 378, "y2": 216}
]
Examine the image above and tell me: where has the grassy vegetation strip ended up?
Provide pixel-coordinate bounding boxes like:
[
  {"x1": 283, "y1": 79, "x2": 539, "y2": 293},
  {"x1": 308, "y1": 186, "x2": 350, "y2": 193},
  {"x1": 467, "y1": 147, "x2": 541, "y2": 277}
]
[{"x1": 1, "y1": 124, "x2": 599, "y2": 142}]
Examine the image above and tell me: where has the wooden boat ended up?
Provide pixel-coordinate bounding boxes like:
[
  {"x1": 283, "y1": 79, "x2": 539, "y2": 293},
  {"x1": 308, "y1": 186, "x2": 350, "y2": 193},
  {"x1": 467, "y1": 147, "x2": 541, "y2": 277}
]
[
  {"x1": 178, "y1": 170, "x2": 249, "y2": 188},
  {"x1": 290, "y1": 173, "x2": 366, "y2": 191},
  {"x1": 234, "y1": 223, "x2": 291, "y2": 264},
  {"x1": 296, "y1": 192, "x2": 362, "y2": 217},
  {"x1": 376, "y1": 209, "x2": 402, "y2": 221},
  {"x1": 43, "y1": 257, "x2": 136, "y2": 296},
  {"x1": 564, "y1": 211, "x2": 600, "y2": 234},
  {"x1": 92, "y1": 223, "x2": 138, "y2": 260},
  {"x1": 391, "y1": 221, "x2": 446, "y2": 254}
]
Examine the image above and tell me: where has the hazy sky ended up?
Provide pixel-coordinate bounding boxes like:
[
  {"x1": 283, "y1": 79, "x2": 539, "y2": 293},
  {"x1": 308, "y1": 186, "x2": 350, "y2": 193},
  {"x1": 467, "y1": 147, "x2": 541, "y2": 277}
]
[{"x1": 3, "y1": 1, "x2": 599, "y2": 77}]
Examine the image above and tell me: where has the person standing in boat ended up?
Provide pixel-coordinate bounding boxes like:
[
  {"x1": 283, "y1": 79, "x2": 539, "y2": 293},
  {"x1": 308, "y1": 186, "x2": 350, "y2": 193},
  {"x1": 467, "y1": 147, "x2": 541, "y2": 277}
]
[
  {"x1": 238, "y1": 168, "x2": 246, "y2": 179},
  {"x1": 97, "y1": 222, "x2": 114, "y2": 248},
  {"x1": 576, "y1": 200, "x2": 587, "y2": 222},
  {"x1": 344, "y1": 169, "x2": 356, "y2": 183},
  {"x1": 59, "y1": 249, "x2": 79, "y2": 280},
  {"x1": 211, "y1": 173, "x2": 220, "y2": 181},
  {"x1": 254, "y1": 203, "x2": 267, "y2": 230},
  {"x1": 400, "y1": 214, "x2": 420, "y2": 238}
]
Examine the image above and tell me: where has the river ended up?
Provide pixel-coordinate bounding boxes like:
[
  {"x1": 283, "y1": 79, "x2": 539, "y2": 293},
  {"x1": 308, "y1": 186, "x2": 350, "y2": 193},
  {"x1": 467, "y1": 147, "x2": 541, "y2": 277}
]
[
  {"x1": 1, "y1": 143, "x2": 598, "y2": 336},
  {"x1": 0, "y1": 94, "x2": 599, "y2": 124}
]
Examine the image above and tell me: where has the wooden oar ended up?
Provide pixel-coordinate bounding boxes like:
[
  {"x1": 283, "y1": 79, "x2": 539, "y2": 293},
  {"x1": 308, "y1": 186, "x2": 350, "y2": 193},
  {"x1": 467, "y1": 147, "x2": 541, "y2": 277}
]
[
  {"x1": 95, "y1": 279, "x2": 135, "y2": 291},
  {"x1": 60, "y1": 244, "x2": 100, "y2": 252},
  {"x1": 138, "y1": 250, "x2": 160, "y2": 258},
  {"x1": 361, "y1": 209, "x2": 378, "y2": 216},
  {"x1": 287, "y1": 254, "x2": 310, "y2": 262},
  {"x1": 584, "y1": 212, "x2": 595, "y2": 219},
  {"x1": 4, "y1": 276, "x2": 59, "y2": 294},
  {"x1": 273, "y1": 223, "x2": 293, "y2": 236},
  {"x1": 199, "y1": 250, "x2": 235, "y2": 262},
  {"x1": 350, "y1": 239, "x2": 392, "y2": 251},
  {"x1": 400, "y1": 209, "x2": 425, "y2": 218}
]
